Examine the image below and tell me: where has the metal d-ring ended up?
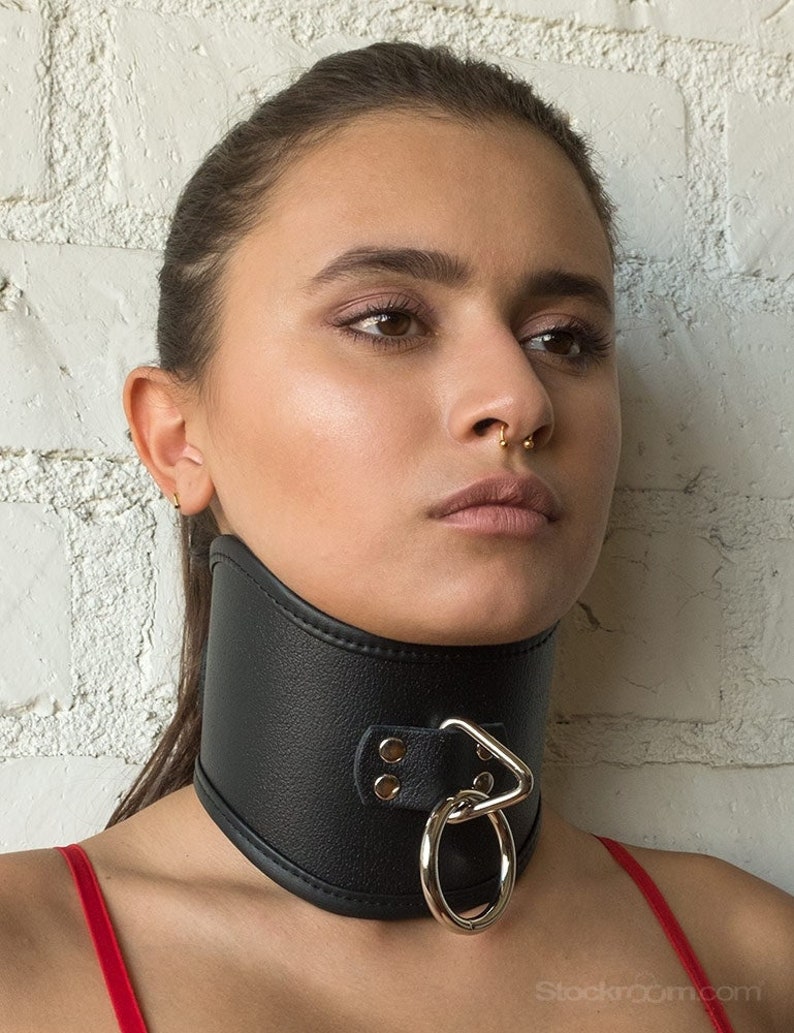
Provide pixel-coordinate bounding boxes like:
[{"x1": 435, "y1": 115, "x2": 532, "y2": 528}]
[
  {"x1": 439, "y1": 716, "x2": 534, "y2": 824},
  {"x1": 419, "y1": 788, "x2": 516, "y2": 934}
]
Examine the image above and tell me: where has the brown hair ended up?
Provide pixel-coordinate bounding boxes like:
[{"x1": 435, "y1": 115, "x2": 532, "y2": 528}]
[{"x1": 107, "y1": 40, "x2": 616, "y2": 826}]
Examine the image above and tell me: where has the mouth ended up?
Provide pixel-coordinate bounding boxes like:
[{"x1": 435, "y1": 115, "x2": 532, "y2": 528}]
[{"x1": 428, "y1": 474, "x2": 562, "y2": 538}]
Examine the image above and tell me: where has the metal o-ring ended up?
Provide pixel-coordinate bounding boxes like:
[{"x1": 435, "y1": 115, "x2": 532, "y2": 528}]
[{"x1": 419, "y1": 788, "x2": 516, "y2": 934}]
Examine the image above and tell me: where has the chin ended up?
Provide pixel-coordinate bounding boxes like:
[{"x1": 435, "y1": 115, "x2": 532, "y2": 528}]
[
  {"x1": 396, "y1": 607, "x2": 558, "y2": 647},
  {"x1": 400, "y1": 573, "x2": 573, "y2": 646}
]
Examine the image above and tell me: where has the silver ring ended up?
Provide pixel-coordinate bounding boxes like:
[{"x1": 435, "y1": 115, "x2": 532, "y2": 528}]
[{"x1": 419, "y1": 788, "x2": 516, "y2": 934}]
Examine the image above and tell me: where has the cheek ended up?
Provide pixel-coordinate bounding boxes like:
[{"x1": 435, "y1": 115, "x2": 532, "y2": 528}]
[
  {"x1": 206, "y1": 354, "x2": 415, "y2": 523},
  {"x1": 561, "y1": 366, "x2": 619, "y2": 427}
]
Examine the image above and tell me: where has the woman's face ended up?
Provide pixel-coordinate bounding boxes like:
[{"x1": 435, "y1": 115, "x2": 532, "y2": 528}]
[{"x1": 190, "y1": 111, "x2": 620, "y2": 644}]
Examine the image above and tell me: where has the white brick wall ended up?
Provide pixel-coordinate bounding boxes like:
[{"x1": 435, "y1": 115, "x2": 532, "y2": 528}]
[
  {"x1": 727, "y1": 94, "x2": 794, "y2": 277},
  {"x1": 0, "y1": 9, "x2": 45, "y2": 199},
  {"x1": 618, "y1": 303, "x2": 794, "y2": 497},
  {"x1": 1, "y1": 1, "x2": 792, "y2": 894},
  {"x1": 0, "y1": 503, "x2": 70, "y2": 714},
  {"x1": 431, "y1": 0, "x2": 794, "y2": 52},
  {"x1": 544, "y1": 761, "x2": 794, "y2": 892},
  {"x1": 554, "y1": 528, "x2": 723, "y2": 722},
  {"x1": 0, "y1": 756, "x2": 139, "y2": 850},
  {"x1": 0, "y1": 240, "x2": 160, "y2": 452}
]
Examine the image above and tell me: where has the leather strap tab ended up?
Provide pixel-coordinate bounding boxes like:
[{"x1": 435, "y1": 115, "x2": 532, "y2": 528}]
[{"x1": 354, "y1": 723, "x2": 511, "y2": 811}]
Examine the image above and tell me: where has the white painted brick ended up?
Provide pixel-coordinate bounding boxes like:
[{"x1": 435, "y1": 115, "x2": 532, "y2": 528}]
[
  {"x1": 618, "y1": 303, "x2": 794, "y2": 497},
  {"x1": 544, "y1": 761, "x2": 794, "y2": 894},
  {"x1": 0, "y1": 9, "x2": 45, "y2": 199},
  {"x1": 0, "y1": 240, "x2": 159, "y2": 452},
  {"x1": 761, "y1": 541, "x2": 794, "y2": 690},
  {"x1": 497, "y1": 56, "x2": 685, "y2": 261},
  {"x1": 727, "y1": 94, "x2": 794, "y2": 278},
  {"x1": 429, "y1": 0, "x2": 792, "y2": 50},
  {"x1": 107, "y1": 9, "x2": 363, "y2": 211},
  {"x1": 0, "y1": 503, "x2": 70, "y2": 715},
  {"x1": 554, "y1": 528, "x2": 722, "y2": 721},
  {"x1": 760, "y1": 3, "x2": 794, "y2": 54},
  {"x1": 0, "y1": 756, "x2": 140, "y2": 850},
  {"x1": 139, "y1": 507, "x2": 184, "y2": 699}
]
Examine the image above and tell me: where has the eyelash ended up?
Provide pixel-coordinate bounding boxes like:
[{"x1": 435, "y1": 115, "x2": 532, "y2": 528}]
[
  {"x1": 332, "y1": 293, "x2": 426, "y2": 345},
  {"x1": 333, "y1": 295, "x2": 613, "y2": 368}
]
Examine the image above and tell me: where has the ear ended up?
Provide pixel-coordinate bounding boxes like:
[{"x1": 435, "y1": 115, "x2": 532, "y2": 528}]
[{"x1": 123, "y1": 366, "x2": 215, "y2": 516}]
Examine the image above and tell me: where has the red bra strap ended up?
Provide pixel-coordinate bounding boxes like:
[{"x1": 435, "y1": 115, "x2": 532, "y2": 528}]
[
  {"x1": 56, "y1": 844, "x2": 148, "y2": 1033},
  {"x1": 595, "y1": 836, "x2": 736, "y2": 1033}
]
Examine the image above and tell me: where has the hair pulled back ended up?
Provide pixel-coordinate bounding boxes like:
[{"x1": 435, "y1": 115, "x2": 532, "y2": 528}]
[{"x1": 108, "y1": 40, "x2": 616, "y2": 825}]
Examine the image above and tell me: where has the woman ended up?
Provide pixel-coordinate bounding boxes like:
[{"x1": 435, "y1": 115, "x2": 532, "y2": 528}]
[{"x1": 1, "y1": 41, "x2": 792, "y2": 1033}]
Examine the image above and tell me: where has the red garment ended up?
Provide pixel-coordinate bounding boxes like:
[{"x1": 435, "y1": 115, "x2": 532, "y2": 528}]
[
  {"x1": 56, "y1": 845, "x2": 148, "y2": 1033},
  {"x1": 596, "y1": 836, "x2": 737, "y2": 1033},
  {"x1": 57, "y1": 838, "x2": 738, "y2": 1033}
]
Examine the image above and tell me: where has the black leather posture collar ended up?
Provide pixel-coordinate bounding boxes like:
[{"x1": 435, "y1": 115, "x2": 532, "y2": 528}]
[{"x1": 194, "y1": 535, "x2": 557, "y2": 920}]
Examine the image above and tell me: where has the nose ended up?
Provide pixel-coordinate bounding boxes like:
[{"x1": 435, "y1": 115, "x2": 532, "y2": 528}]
[{"x1": 445, "y1": 323, "x2": 554, "y2": 452}]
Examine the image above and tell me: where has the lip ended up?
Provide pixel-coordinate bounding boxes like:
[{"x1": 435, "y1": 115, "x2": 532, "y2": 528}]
[{"x1": 428, "y1": 474, "x2": 562, "y2": 536}]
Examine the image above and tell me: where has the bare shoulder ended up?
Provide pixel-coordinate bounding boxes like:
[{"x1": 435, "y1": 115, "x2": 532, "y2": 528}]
[
  {"x1": 0, "y1": 846, "x2": 105, "y2": 1030},
  {"x1": 625, "y1": 842, "x2": 794, "y2": 1032},
  {"x1": 0, "y1": 846, "x2": 73, "y2": 953},
  {"x1": 0, "y1": 847, "x2": 71, "y2": 964}
]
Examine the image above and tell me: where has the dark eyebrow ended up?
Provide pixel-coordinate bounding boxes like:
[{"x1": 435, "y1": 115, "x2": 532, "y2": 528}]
[
  {"x1": 301, "y1": 245, "x2": 613, "y2": 316},
  {"x1": 301, "y1": 246, "x2": 470, "y2": 292},
  {"x1": 527, "y1": 268, "x2": 614, "y2": 316}
]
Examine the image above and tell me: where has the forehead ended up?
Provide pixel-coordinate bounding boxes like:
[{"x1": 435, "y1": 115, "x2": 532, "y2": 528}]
[{"x1": 229, "y1": 110, "x2": 613, "y2": 291}]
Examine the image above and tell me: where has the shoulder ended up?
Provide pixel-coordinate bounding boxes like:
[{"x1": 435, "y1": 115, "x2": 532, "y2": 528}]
[
  {"x1": 0, "y1": 846, "x2": 73, "y2": 950},
  {"x1": 0, "y1": 846, "x2": 75, "y2": 961},
  {"x1": 0, "y1": 846, "x2": 96, "y2": 1029},
  {"x1": 624, "y1": 842, "x2": 794, "y2": 1033}
]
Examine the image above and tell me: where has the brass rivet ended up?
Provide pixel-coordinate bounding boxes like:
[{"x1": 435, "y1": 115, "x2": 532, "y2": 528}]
[
  {"x1": 374, "y1": 774, "x2": 401, "y2": 800},
  {"x1": 476, "y1": 744, "x2": 493, "y2": 762},
  {"x1": 473, "y1": 771, "x2": 495, "y2": 794},
  {"x1": 379, "y1": 737, "x2": 406, "y2": 763}
]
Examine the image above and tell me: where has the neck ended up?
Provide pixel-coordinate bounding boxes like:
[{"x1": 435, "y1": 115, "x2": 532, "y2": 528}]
[{"x1": 194, "y1": 535, "x2": 557, "y2": 925}]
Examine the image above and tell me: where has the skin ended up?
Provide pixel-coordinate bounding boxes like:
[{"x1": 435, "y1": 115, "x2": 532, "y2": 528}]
[
  {"x1": 0, "y1": 111, "x2": 793, "y2": 1033},
  {"x1": 132, "y1": 111, "x2": 621, "y2": 646}
]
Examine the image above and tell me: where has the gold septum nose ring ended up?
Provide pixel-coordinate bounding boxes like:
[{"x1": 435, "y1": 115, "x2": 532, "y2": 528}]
[{"x1": 499, "y1": 422, "x2": 534, "y2": 451}]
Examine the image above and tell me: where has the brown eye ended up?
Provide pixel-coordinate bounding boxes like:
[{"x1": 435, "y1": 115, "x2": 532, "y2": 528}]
[
  {"x1": 530, "y1": 330, "x2": 581, "y2": 356},
  {"x1": 345, "y1": 307, "x2": 422, "y2": 340},
  {"x1": 371, "y1": 312, "x2": 413, "y2": 336}
]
